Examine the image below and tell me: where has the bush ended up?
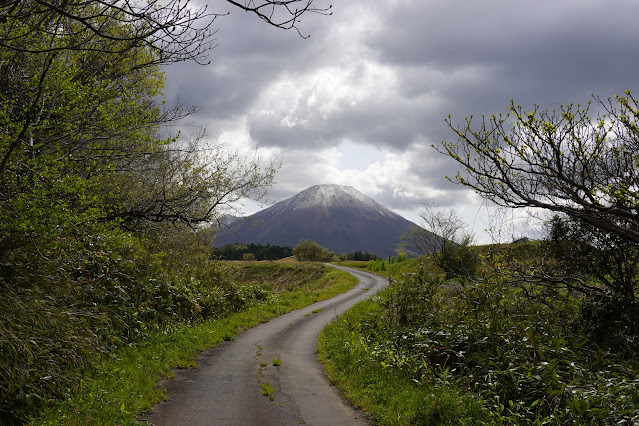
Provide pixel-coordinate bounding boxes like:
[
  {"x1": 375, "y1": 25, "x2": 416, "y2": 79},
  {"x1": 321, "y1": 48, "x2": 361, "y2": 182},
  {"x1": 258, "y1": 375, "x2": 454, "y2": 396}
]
[
  {"x1": 0, "y1": 228, "x2": 271, "y2": 424},
  {"x1": 367, "y1": 259, "x2": 387, "y2": 272},
  {"x1": 438, "y1": 237, "x2": 478, "y2": 280},
  {"x1": 292, "y1": 239, "x2": 335, "y2": 262},
  {"x1": 242, "y1": 252, "x2": 257, "y2": 261}
]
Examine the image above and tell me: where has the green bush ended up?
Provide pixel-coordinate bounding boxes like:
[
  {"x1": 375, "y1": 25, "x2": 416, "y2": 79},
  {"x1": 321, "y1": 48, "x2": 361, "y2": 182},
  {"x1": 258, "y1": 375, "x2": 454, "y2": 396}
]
[
  {"x1": 321, "y1": 266, "x2": 639, "y2": 424},
  {"x1": 0, "y1": 228, "x2": 270, "y2": 424},
  {"x1": 439, "y1": 237, "x2": 478, "y2": 280},
  {"x1": 367, "y1": 259, "x2": 387, "y2": 272},
  {"x1": 292, "y1": 239, "x2": 335, "y2": 262}
]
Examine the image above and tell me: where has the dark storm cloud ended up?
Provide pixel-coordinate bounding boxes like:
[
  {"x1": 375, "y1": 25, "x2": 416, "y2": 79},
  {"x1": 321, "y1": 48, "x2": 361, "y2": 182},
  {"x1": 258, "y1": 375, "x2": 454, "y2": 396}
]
[
  {"x1": 161, "y1": 0, "x2": 639, "y2": 238},
  {"x1": 248, "y1": 98, "x2": 427, "y2": 150},
  {"x1": 163, "y1": 0, "x2": 331, "y2": 120},
  {"x1": 368, "y1": 0, "x2": 639, "y2": 105}
]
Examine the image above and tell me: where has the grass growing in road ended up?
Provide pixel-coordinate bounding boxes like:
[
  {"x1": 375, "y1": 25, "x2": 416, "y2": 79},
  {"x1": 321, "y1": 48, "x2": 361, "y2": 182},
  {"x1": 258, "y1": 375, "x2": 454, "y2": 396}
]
[
  {"x1": 35, "y1": 263, "x2": 357, "y2": 425},
  {"x1": 260, "y1": 382, "x2": 276, "y2": 400}
]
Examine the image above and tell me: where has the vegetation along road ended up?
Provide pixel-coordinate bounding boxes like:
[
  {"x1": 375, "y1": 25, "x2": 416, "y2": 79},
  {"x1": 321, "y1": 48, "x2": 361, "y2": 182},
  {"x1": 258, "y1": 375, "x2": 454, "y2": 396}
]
[{"x1": 145, "y1": 265, "x2": 386, "y2": 425}]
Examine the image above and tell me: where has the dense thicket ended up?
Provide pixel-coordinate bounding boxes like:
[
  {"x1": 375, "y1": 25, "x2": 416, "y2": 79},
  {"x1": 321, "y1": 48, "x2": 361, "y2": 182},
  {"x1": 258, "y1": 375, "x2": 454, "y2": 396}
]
[
  {"x1": 212, "y1": 243, "x2": 293, "y2": 260},
  {"x1": 0, "y1": 1, "x2": 327, "y2": 423},
  {"x1": 321, "y1": 246, "x2": 639, "y2": 424}
]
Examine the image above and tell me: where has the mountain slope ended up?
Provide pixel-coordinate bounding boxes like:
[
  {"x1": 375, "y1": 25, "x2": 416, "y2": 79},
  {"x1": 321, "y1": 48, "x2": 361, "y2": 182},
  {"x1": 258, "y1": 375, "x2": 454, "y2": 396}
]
[{"x1": 214, "y1": 184, "x2": 422, "y2": 258}]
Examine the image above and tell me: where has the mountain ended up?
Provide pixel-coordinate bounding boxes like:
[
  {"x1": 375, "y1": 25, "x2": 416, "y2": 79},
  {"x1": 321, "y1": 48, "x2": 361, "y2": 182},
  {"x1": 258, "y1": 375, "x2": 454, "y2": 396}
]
[{"x1": 214, "y1": 184, "x2": 421, "y2": 258}]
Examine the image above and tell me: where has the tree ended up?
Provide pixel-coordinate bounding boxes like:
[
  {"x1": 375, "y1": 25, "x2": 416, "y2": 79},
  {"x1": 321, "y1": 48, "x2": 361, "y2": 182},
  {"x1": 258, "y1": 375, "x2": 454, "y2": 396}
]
[
  {"x1": 547, "y1": 214, "x2": 639, "y2": 300},
  {"x1": 0, "y1": 1, "x2": 331, "y2": 60},
  {"x1": 224, "y1": 0, "x2": 332, "y2": 38},
  {"x1": 101, "y1": 138, "x2": 278, "y2": 231},
  {"x1": 0, "y1": 2, "x2": 329, "y2": 421},
  {"x1": 400, "y1": 202, "x2": 477, "y2": 280},
  {"x1": 438, "y1": 93, "x2": 639, "y2": 245},
  {"x1": 292, "y1": 239, "x2": 335, "y2": 262},
  {"x1": 0, "y1": 0, "x2": 329, "y2": 256}
]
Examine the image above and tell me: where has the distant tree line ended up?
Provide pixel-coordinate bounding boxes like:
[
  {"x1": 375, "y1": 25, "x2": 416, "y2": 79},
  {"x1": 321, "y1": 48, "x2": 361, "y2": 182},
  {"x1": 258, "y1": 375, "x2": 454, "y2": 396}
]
[
  {"x1": 212, "y1": 243, "x2": 292, "y2": 261},
  {"x1": 338, "y1": 251, "x2": 379, "y2": 261}
]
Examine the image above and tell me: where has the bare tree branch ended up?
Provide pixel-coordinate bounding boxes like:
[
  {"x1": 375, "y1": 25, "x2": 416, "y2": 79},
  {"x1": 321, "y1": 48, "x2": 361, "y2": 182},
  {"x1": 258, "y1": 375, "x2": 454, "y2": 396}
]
[
  {"x1": 224, "y1": 0, "x2": 332, "y2": 38},
  {"x1": 436, "y1": 93, "x2": 639, "y2": 244}
]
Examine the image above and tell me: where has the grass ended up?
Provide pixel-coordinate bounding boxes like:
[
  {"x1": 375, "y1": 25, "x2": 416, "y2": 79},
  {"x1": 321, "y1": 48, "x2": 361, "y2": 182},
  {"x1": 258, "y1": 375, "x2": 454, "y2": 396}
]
[
  {"x1": 260, "y1": 382, "x2": 276, "y2": 400},
  {"x1": 335, "y1": 256, "x2": 434, "y2": 278},
  {"x1": 318, "y1": 300, "x2": 492, "y2": 425},
  {"x1": 320, "y1": 248, "x2": 639, "y2": 424},
  {"x1": 34, "y1": 263, "x2": 357, "y2": 425},
  {"x1": 272, "y1": 359, "x2": 282, "y2": 367}
]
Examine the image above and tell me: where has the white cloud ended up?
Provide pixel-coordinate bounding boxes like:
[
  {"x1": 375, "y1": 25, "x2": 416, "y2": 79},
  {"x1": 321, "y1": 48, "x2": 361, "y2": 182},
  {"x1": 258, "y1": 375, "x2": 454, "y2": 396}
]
[{"x1": 163, "y1": 0, "x2": 639, "y2": 245}]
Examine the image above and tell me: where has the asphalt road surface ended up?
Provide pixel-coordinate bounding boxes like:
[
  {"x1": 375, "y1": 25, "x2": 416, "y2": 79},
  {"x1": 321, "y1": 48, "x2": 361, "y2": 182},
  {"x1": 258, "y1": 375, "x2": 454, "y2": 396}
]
[{"x1": 144, "y1": 265, "x2": 387, "y2": 426}]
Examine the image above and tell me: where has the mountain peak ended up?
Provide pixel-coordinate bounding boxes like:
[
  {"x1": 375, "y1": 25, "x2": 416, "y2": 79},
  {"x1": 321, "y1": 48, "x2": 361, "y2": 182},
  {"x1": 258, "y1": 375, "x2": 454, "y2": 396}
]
[
  {"x1": 285, "y1": 184, "x2": 391, "y2": 216},
  {"x1": 215, "y1": 184, "x2": 418, "y2": 257}
]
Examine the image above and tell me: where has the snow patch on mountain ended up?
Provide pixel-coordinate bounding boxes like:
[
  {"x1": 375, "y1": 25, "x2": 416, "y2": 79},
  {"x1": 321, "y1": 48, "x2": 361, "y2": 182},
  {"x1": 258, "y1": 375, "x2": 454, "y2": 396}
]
[
  {"x1": 284, "y1": 184, "x2": 394, "y2": 217},
  {"x1": 214, "y1": 183, "x2": 421, "y2": 258}
]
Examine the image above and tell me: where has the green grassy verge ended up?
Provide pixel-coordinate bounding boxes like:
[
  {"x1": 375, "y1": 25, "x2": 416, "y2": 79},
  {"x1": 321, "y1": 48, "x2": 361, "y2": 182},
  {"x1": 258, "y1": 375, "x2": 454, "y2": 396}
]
[
  {"x1": 335, "y1": 256, "x2": 431, "y2": 278},
  {"x1": 35, "y1": 263, "x2": 357, "y2": 425},
  {"x1": 318, "y1": 297, "x2": 493, "y2": 426},
  {"x1": 320, "y1": 249, "x2": 639, "y2": 424}
]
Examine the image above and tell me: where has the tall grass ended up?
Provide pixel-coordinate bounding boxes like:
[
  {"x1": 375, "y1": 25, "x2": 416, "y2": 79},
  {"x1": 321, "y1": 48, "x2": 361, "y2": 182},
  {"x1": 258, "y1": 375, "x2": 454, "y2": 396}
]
[
  {"x1": 319, "y1": 254, "x2": 639, "y2": 424},
  {"x1": 33, "y1": 263, "x2": 357, "y2": 424}
]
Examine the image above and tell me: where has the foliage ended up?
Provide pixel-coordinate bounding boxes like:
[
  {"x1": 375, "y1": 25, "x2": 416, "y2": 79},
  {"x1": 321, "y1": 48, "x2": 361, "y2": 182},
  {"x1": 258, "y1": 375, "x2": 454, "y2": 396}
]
[
  {"x1": 292, "y1": 239, "x2": 336, "y2": 262},
  {"x1": 213, "y1": 243, "x2": 293, "y2": 261},
  {"x1": 34, "y1": 264, "x2": 357, "y2": 424},
  {"x1": 0, "y1": 0, "x2": 332, "y2": 60},
  {"x1": 547, "y1": 214, "x2": 639, "y2": 301},
  {"x1": 438, "y1": 92, "x2": 639, "y2": 245},
  {"x1": 319, "y1": 300, "x2": 493, "y2": 425},
  {"x1": 0, "y1": 0, "x2": 217, "y2": 65},
  {"x1": 0, "y1": 228, "x2": 278, "y2": 424},
  {"x1": 338, "y1": 251, "x2": 379, "y2": 261},
  {"x1": 0, "y1": 1, "x2": 332, "y2": 424},
  {"x1": 367, "y1": 259, "x2": 387, "y2": 272},
  {"x1": 321, "y1": 249, "x2": 639, "y2": 424},
  {"x1": 400, "y1": 202, "x2": 478, "y2": 280},
  {"x1": 438, "y1": 234, "x2": 478, "y2": 280},
  {"x1": 366, "y1": 253, "x2": 408, "y2": 273}
]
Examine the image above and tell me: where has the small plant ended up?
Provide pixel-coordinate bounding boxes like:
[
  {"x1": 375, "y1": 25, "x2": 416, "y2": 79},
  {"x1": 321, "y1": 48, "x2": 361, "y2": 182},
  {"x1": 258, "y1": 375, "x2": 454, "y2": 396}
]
[
  {"x1": 367, "y1": 259, "x2": 387, "y2": 272},
  {"x1": 272, "y1": 359, "x2": 282, "y2": 366},
  {"x1": 260, "y1": 382, "x2": 275, "y2": 400}
]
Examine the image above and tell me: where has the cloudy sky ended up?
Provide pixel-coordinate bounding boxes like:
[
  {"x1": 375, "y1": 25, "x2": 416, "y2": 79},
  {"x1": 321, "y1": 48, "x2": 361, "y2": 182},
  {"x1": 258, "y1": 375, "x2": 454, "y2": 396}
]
[{"x1": 163, "y1": 0, "x2": 639, "y2": 243}]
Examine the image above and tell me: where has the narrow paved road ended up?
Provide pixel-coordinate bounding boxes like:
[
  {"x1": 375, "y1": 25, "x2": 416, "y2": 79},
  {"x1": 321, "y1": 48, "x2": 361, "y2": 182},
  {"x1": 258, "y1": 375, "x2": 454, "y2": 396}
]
[{"x1": 144, "y1": 265, "x2": 387, "y2": 426}]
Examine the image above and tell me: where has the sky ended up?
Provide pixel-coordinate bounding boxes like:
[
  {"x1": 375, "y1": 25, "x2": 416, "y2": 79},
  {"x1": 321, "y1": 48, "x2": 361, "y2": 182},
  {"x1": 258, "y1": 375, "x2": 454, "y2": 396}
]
[{"x1": 162, "y1": 0, "x2": 639, "y2": 244}]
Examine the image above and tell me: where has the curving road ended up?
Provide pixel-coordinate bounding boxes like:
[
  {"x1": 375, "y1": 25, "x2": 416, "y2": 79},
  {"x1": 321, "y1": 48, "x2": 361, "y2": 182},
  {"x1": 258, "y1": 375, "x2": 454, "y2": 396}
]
[{"x1": 144, "y1": 265, "x2": 387, "y2": 426}]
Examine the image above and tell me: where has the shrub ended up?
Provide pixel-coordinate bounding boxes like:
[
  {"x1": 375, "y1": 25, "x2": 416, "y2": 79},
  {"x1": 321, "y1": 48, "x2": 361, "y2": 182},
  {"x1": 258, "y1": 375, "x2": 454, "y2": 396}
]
[
  {"x1": 367, "y1": 259, "x2": 387, "y2": 272},
  {"x1": 292, "y1": 239, "x2": 335, "y2": 262},
  {"x1": 0, "y1": 228, "x2": 269, "y2": 424}
]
